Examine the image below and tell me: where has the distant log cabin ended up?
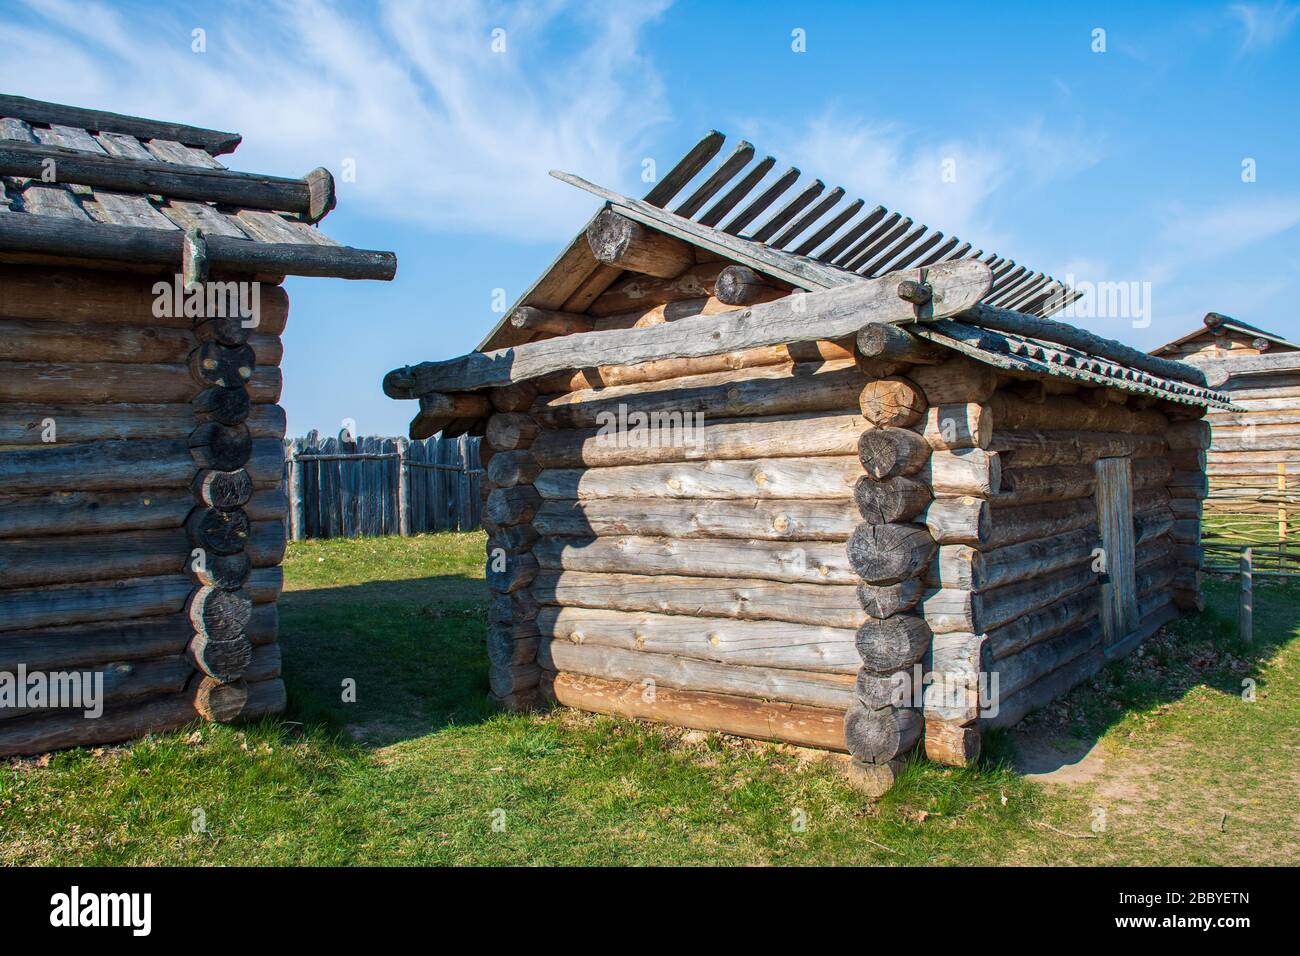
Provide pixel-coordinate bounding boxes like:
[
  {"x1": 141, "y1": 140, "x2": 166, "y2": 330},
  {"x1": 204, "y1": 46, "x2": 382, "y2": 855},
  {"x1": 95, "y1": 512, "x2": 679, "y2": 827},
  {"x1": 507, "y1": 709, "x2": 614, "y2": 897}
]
[
  {"x1": 385, "y1": 130, "x2": 1228, "y2": 794},
  {"x1": 1151, "y1": 313, "x2": 1300, "y2": 535},
  {"x1": 0, "y1": 95, "x2": 395, "y2": 755}
]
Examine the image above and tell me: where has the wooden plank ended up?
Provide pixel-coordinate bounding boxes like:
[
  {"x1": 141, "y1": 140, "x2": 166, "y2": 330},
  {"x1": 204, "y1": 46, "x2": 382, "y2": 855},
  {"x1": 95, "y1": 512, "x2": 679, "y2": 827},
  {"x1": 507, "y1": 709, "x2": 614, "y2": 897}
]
[
  {"x1": 385, "y1": 258, "x2": 992, "y2": 395},
  {"x1": 1095, "y1": 457, "x2": 1139, "y2": 646}
]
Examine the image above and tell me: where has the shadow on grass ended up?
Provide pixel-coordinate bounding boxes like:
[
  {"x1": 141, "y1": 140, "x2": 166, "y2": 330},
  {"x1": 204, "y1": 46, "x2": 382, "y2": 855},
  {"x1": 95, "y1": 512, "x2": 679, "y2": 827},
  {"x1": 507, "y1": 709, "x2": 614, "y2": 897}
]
[
  {"x1": 990, "y1": 577, "x2": 1300, "y2": 775},
  {"x1": 277, "y1": 573, "x2": 495, "y2": 748}
]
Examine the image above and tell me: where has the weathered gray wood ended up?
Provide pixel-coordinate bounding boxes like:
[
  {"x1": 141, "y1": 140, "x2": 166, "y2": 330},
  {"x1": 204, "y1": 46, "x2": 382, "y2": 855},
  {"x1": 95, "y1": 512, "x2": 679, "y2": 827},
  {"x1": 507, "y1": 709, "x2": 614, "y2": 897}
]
[
  {"x1": 586, "y1": 208, "x2": 694, "y2": 278},
  {"x1": 842, "y1": 700, "x2": 922, "y2": 764},
  {"x1": 509, "y1": 305, "x2": 594, "y2": 335},
  {"x1": 857, "y1": 426, "x2": 932, "y2": 479},
  {"x1": 854, "y1": 613, "x2": 932, "y2": 673},
  {"x1": 854, "y1": 474, "x2": 932, "y2": 523},
  {"x1": 535, "y1": 456, "x2": 863, "y2": 501},
  {"x1": 1095, "y1": 457, "x2": 1139, "y2": 646},
  {"x1": 532, "y1": 497, "x2": 858, "y2": 541},
  {"x1": 855, "y1": 322, "x2": 944, "y2": 364},
  {"x1": 856, "y1": 578, "x2": 923, "y2": 619},
  {"x1": 714, "y1": 265, "x2": 785, "y2": 305},
  {"x1": 533, "y1": 569, "x2": 862, "y2": 628},
  {"x1": 921, "y1": 495, "x2": 990, "y2": 545},
  {"x1": 858, "y1": 377, "x2": 926, "y2": 428},
  {"x1": 539, "y1": 638, "x2": 854, "y2": 710},
  {"x1": 0, "y1": 214, "x2": 397, "y2": 280},
  {"x1": 922, "y1": 402, "x2": 991, "y2": 450},
  {"x1": 989, "y1": 430, "x2": 1165, "y2": 468},
  {"x1": 0, "y1": 94, "x2": 242, "y2": 153},
  {"x1": 382, "y1": 259, "x2": 993, "y2": 396},
  {"x1": 533, "y1": 534, "x2": 856, "y2": 585},
  {"x1": 926, "y1": 448, "x2": 1001, "y2": 496},
  {"x1": 537, "y1": 606, "x2": 858, "y2": 673},
  {"x1": 924, "y1": 526, "x2": 1099, "y2": 592},
  {"x1": 0, "y1": 139, "x2": 318, "y2": 213},
  {"x1": 908, "y1": 357, "x2": 998, "y2": 404},
  {"x1": 847, "y1": 523, "x2": 937, "y2": 584},
  {"x1": 962, "y1": 302, "x2": 1207, "y2": 386},
  {"x1": 530, "y1": 411, "x2": 866, "y2": 469}
]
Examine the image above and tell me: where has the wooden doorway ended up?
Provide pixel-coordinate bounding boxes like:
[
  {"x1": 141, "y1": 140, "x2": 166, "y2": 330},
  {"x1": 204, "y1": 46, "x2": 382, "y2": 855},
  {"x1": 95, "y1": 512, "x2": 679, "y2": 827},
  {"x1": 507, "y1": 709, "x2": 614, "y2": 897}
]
[{"x1": 1095, "y1": 457, "x2": 1139, "y2": 646}]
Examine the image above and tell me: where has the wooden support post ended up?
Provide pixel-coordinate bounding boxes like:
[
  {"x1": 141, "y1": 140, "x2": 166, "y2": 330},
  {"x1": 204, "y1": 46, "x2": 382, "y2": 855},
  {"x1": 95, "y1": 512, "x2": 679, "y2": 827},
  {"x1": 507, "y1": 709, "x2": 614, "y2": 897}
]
[
  {"x1": 1279, "y1": 463, "x2": 1287, "y2": 542},
  {"x1": 1240, "y1": 547, "x2": 1253, "y2": 643},
  {"x1": 397, "y1": 438, "x2": 410, "y2": 537}
]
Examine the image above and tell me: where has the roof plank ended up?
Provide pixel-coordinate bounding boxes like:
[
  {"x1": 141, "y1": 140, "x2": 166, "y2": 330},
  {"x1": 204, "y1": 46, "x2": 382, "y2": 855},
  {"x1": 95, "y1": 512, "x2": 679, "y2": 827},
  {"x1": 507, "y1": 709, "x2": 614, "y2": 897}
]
[{"x1": 0, "y1": 95, "x2": 241, "y2": 155}]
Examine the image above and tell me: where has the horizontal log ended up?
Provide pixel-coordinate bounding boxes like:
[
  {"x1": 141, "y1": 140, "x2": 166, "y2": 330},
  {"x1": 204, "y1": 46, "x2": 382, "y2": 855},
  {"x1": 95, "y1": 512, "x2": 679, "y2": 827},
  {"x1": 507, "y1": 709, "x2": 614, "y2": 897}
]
[
  {"x1": 529, "y1": 359, "x2": 863, "y2": 431},
  {"x1": 383, "y1": 259, "x2": 992, "y2": 394},
  {"x1": 1201, "y1": 350, "x2": 1300, "y2": 387},
  {"x1": 843, "y1": 700, "x2": 922, "y2": 764},
  {"x1": 855, "y1": 322, "x2": 944, "y2": 365},
  {"x1": 586, "y1": 209, "x2": 694, "y2": 279},
  {"x1": 533, "y1": 570, "x2": 863, "y2": 628},
  {"x1": 922, "y1": 402, "x2": 991, "y2": 450},
  {"x1": 548, "y1": 671, "x2": 847, "y2": 751},
  {"x1": 0, "y1": 94, "x2": 242, "y2": 154},
  {"x1": 411, "y1": 392, "x2": 492, "y2": 440},
  {"x1": 484, "y1": 412, "x2": 538, "y2": 451},
  {"x1": 925, "y1": 447, "x2": 1001, "y2": 496},
  {"x1": 922, "y1": 496, "x2": 989, "y2": 545},
  {"x1": 858, "y1": 377, "x2": 926, "y2": 428},
  {"x1": 533, "y1": 534, "x2": 856, "y2": 585},
  {"x1": 923, "y1": 562, "x2": 1097, "y2": 635},
  {"x1": 0, "y1": 487, "x2": 285, "y2": 539},
  {"x1": 847, "y1": 523, "x2": 937, "y2": 584},
  {"x1": 925, "y1": 526, "x2": 1099, "y2": 592},
  {"x1": 0, "y1": 359, "x2": 277, "y2": 404},
  {"x1": 485, "y1": 622, "x2": 541, "y2": 668},
  {"x1": 1, "y1": 566, "x2": 281, "y2": 633},
  {"x1": 989, "y1": 429, "x2": 1166, "y2": 468},
  {"x1": 539, "y1": 638, "x2": 855, "y2": 710},
  {"x1": 0, "y1": 318, "x2": 281, "y2": 367},
  {"x1": 0, "y1": 437, "x2": 282, "y2": 495},
  {"x1": 484, "y1": 485, "x2": 541, "y2": 526},
  {"x1": 537, "y1": 606, "x2": 859, "y2": 673},
  {"x1": 0, "y1": 653, "x2": 191, "y2": 723},
  {"x1": 857, "y1": 426, "x2": 932, "y2": 479},
  {"x1": 535, "y1": 456, "x2": 863, "y2": 501},
  {"x1": 0, "y1": 677, "x2": 286, "y2": 756},
  {"x1": 486, "y1": 450, "x2": 540, "y2": 488},
  {"x1": 983, "y1": 646, "x2": 1105, "y2": 729},
  {"x1": 924, "y1": 717, "x2": 980, "y2": 767},
  {"x1": 908, "y1": 357, "x2": 997, "y2": 404},
  {"x1": 989, "y1": 392, "x2": 1168, "y2": 434},
  {"x1": 531, "y1": 339, "x2": 854, "y2": 395},
  {"x1": 0, "y1": 264, "x2": 291, "y2": 333},
  {"x1": 532, "y1": 497, "x2": 858, "y2": 541},
  {"x1": 988, "y1": 617, "x2": 1102, "y2": 702},
  {"x1": 0, "y1": 520, "x2": 282, "y2": 588},
  {"x1": 508, "y1": 306, "x2": 594, "y2": 335},
  {"x1": 0, "y1": 605, "x2": 277, "y2": 673},
  {"x1": 983, "y1": 586, "x2": 1099, "y2": 661},
  {"x1": 985, "y1": 497, "x2": 1097, "y2": 549},
  {"x1": 529, "y1": 411, "x2": 867, "y2": 469},
  {"x1": 923, "y1": 631, "x2": 985, "y2": 721},
  {"x1": 0, "y1": 213, "x2": 396, "y2": 281}
]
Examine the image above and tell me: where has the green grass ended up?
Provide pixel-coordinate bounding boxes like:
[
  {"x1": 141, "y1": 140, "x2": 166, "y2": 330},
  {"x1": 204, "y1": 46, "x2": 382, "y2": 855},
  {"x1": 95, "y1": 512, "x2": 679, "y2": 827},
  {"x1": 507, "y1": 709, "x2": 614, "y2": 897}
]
[{"x1": 2, "y1": 533, "x2": 1297, "y2": 866}]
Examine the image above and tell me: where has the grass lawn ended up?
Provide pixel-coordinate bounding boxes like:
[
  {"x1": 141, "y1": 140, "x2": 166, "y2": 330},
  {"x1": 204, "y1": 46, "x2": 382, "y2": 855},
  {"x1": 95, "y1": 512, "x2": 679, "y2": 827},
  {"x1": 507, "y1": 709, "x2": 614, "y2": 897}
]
[{"x1": 2, "y1": 532, "x2": 1297, "y2": 866}]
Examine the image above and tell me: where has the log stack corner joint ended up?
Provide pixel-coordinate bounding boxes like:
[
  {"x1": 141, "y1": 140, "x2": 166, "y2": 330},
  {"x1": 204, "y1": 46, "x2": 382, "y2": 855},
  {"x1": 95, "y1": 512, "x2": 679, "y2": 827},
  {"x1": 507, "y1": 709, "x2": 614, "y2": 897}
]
[{"x1": 0, "y1": 94, "x2": 395, "y2": 756}]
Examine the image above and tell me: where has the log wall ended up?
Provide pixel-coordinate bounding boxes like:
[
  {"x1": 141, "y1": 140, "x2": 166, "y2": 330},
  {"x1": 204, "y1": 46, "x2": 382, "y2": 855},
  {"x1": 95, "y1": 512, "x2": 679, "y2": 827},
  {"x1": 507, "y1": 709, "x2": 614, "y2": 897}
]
[{"x1": 0, "y1": 264, "x2": 288, "y2": 754}]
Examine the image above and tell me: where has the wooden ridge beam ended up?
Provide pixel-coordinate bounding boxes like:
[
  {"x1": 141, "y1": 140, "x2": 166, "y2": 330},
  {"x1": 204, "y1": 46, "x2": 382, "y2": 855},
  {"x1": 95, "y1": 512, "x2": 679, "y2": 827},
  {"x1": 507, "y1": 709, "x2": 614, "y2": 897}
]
[
  {"x1": 0, "y1": 141, "x2": 332, "y2": 220},
  {"x1": 0, "y1": 94, "x2": 242, "y2": 155},
  {"x1": 384, "y1": 258, "x2": 993, "y2": 397}
]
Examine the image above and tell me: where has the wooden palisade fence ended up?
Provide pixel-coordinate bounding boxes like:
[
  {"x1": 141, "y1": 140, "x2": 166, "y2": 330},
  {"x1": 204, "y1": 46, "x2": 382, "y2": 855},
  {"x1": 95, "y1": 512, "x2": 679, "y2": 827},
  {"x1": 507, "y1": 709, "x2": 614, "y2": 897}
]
[{"x1": 284, "y1": 431, "x2": 483, "y2": 540}]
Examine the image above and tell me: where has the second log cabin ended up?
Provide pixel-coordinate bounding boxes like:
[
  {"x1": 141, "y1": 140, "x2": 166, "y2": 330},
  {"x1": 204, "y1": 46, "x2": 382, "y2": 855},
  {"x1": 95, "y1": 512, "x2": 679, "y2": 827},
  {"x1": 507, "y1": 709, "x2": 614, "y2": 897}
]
[{"x1": 384, "y1": 131, "x2": 1231, "y2": 793}]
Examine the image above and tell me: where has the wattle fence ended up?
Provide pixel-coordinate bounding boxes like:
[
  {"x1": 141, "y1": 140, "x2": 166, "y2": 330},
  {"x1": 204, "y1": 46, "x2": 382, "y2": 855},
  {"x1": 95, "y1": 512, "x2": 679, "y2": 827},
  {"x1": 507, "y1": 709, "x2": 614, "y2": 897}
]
[{"x1": 283, "y1": 431, "x2": 484, "y2": 540}]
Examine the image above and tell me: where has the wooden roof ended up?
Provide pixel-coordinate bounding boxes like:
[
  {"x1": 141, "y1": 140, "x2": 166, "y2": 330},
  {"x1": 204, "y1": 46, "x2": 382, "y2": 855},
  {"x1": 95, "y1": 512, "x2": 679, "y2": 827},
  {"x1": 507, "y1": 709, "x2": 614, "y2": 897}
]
[
  {"x1": 0, "y1": 94, "x2": 395, "y2": 280},
  {"x1": 1151, "y1": 311, "x2": 1300, "y2": 358},
  {"x1": 478, "y1": 130, "x2": 1081, "y2": 352}
]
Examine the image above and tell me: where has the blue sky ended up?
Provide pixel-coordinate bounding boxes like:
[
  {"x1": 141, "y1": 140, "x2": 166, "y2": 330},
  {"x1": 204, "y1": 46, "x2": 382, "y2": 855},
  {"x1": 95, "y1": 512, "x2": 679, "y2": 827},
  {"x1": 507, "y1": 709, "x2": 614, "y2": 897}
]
[{"x1": 3, "y1": 0, "x2": 1299, "y2": 437}]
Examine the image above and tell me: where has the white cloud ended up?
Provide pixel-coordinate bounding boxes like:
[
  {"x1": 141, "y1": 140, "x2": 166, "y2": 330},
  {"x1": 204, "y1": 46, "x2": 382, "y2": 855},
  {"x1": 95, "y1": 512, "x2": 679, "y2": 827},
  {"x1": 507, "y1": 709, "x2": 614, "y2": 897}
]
[
  {"x1": 1227, "y1": 1, "x2": 1300, "y2": 51},
  {"x1": 3, "y1": 0, "x2": 672, "y2": 241}
]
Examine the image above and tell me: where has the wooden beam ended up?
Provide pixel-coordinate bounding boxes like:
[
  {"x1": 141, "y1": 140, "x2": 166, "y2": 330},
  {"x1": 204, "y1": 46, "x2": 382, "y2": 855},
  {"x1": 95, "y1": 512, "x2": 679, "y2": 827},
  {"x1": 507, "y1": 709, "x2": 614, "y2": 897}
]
[
  {"x1": 585, "y1": 209, "x2": 694, "y2": 278},
  {"x1": 1201, "y1": 350, "x2": 1300, "y2": 387},
  {"x1": 0, "y1": 94, "x2": 242, "y2": 155},
  {"x1": 384, "y1": 259, "x2": 993, "y2": 396},
  {"x1": 508, "y1": 305, "x2": 594, "y2": 335},
  {"x1": 0, "y1": 141, "x2": 322, "y2": 216},
  {"x1": 714, "y1": 265, "x2": 783, "y2": 305},
  {"x1": 961, "y1": 302, "x2": 1207, "y2": 386},
  {"x1": 0, "y1": 214, "x2": 396, "y2": 280}
]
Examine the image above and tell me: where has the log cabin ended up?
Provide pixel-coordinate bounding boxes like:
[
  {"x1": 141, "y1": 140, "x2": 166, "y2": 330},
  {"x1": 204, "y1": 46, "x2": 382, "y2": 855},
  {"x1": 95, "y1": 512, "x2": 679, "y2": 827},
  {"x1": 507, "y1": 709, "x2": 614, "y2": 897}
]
[
  {"x1": 384, "y1": 130, "x2": 1231, "y2": 793},
  {"x1": 1152, "y1": 313, "x2": 1300, "y2": 531},
  {"x1": 0, "y1": 95, "x2": 395, "y2": 755}
]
